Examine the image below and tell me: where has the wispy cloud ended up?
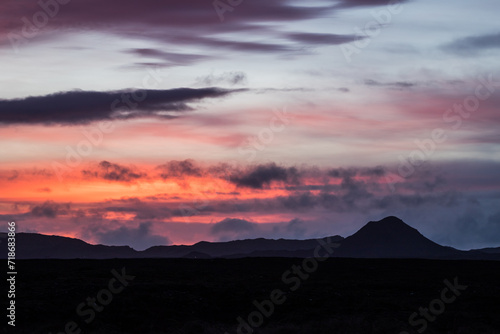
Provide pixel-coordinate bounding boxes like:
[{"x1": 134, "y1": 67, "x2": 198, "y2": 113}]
[
  {"x1": 443, "y1": 32, "x2": 500, "y2": 55},
  {"x1": 195, "y1": 72, "x2": 248, "y2": 86},
  {"x1": 82, "y1": 161, "x2": 147, "y2": 183}
]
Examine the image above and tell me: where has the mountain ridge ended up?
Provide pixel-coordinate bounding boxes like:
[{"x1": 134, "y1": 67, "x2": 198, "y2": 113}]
[
  {"x1": 2, "y1": 216, "x2": 499, "y2": 260},
  {"x1": 333, "y1": 216, "x2": 458, "y2": 258}
]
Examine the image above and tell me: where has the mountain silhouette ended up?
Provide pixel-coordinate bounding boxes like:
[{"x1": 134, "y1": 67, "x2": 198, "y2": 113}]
[
  {"x1": 333, "y1": 216, "x2": 457, "y2": 258},
  {"x1": 2, "y1": 216, "x2": 499, "y2": 260},
  {"x1": 143, "y1": 237, "x2": 343, "y2": 258},
  {"x1": 1, "y1": 233, "x2": 138, "y2": 259}
]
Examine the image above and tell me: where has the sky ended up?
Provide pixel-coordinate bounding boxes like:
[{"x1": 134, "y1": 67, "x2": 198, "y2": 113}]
[{"x1": 0, "y1": 0, "x2": 499, "y2": 251}]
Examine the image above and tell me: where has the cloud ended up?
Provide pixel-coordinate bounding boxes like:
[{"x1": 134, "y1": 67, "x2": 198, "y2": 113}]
[
  {"x1": 286, "y1": 32, "x2": 364, "y2": 45},
  {"x1": 334, "y1": 0, "x2": 409, "y2": 8},
  {"x1": 211, "y1": 217, "x2": 310, "y2": 240},
  {"x1": 252, "y1": 87, "x2": 314, "y2": 95},
  {"x1": 126, "y1": 48, "x2": 211, "y2": 66},
  {"x1": 157, "y1": 159, "x2": 203, "y2": 179},
  {"x1": 280, "y1": 192, "x2": 319, "y2": 210},
  {"x1": 364, "y1": 79, "x2": 416, "y2": 88},
  {"x1": 3, "y1": 158, "x2": 500, "y2": 249},
  {"x1": 90, "y1": 222, "x2": 170, "y2": 251},
  {"x1": 3, "y1": 159, "x2": 500, "y2": 251},
  {"x1": 31, "y1": 201, "x2": 70, "y2": 218},
  {"x1": 0, "y1": 88, "x2": 240, "y2": 125},
  {"x1": 0, "y1": 168, "x2": 56, "y2": 182},
  {"x1": 195, "y1": 72, "x2": 248, "y2": 86},
  {"x1": 443, "y1": 32, "x2": 500, "y2": 55},
  {"x1": 123, "y1": 206, "x2": 171, "y2": 220},
  {"x1": 283, "y1": 218, "x2": 307, "y2": 238},
  {"x1": 0, "y1": 0, "x2": 391, "y2": 57},
  {"x1": 211, "y1": 218, "x2": 257, "y2": 234},
  {"x1": 484, "y1": 211, "x2": 500, "y2": 242},
  {"x1": 230, "y1": 163, "x2": 300, "y2": 189},
  {"x1": 328, "y1": 166, "x2": 386, "y2": 178},
  {"x1": 328, "y1": 167, "x2": 357, "y2": 179},
  {"x1": 84, "y1": 197, "x2": 173, "y2": 220},
  {"x1": 7, "y1": 171, "x2": 18, "y2": 181},
  {"x1": 82, "y1": 161, "x2": 146, "y2": 182}
]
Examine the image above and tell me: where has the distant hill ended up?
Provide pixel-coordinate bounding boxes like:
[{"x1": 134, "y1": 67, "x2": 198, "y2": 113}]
[
  {"x1": 0, "y1": 233, "x2": 138, "y2": 259},
  {"x1": 142, "y1": 237, "x2": 343, "y2": 258},
  {"x1": 470, "y1": 247, "x2": 500, "y2": 254},
  {"x1": 2, "y1": 216, "x2": 499, "y2": 260},
  {"x1": 0, "y1": 232, "x2": 343, "y2": 259},
  {"x1": 333, "y1": 216, "x2": 458, "y2": 258}
]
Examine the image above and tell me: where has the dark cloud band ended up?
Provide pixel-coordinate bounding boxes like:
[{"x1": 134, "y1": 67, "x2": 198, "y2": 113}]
[{"x1": 0, "y1": 87, "x2": 241, "y2": 125}]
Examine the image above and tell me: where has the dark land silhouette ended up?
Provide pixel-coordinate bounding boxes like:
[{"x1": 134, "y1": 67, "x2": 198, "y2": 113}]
[
  {"x1": 3, "y1": 216, "x2": 500, "y2": 260},
  {"x1": 5, "y1": 258, "x2": 500, "y2": 333}
]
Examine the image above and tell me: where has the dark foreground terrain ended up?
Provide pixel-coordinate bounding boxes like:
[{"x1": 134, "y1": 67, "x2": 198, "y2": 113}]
[{"x1": 2, "y1": 258, "x2": 500, "y2": 334}]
